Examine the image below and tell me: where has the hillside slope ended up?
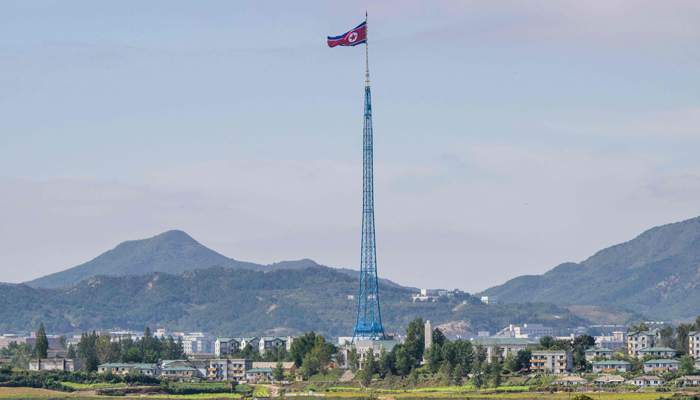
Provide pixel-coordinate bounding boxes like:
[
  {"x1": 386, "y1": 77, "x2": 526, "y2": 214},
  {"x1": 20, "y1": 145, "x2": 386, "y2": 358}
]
[
  {"x1": 2, "y1": 266, "x2": 588, "y2": 337},
  {"x1": 25, "y1": 230, "x2": 318, "y2": 289},
  {"x1": 479, "y1": 216, "x2": 700, "y2": 319}
]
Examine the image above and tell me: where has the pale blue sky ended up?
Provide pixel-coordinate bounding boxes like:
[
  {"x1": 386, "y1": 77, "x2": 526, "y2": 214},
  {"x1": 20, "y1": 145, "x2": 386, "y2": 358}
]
[{"x1": 2, "y1": 1, "x2": 700, "y2": 291}]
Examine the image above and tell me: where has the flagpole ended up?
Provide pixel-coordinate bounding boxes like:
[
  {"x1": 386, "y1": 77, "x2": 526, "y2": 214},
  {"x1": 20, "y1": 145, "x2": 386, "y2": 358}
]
[{"x1": 365, "y1": 11, "x2": 370, "y2": 88}]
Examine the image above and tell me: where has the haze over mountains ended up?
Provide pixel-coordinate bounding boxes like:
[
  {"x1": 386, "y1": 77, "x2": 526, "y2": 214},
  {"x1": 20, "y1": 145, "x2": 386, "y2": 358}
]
[
  {"x1": 10, "y1": 215, "x2": 700, "y2": 335},
  {"x1": 480, "y1": 216, "x2": 700, "y2": 320}
]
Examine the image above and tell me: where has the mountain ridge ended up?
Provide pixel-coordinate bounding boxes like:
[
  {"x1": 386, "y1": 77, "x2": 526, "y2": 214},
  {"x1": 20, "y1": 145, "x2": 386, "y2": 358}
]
[
  {"x1": 479, "y1": 215, "x2": 700, "y2": 319},
  {"x1": 1, "y1": 266, "x2": 590, "y2": 337},
  {"x1": 25, "y1": 230, "x2": 320, "y2": 289}
]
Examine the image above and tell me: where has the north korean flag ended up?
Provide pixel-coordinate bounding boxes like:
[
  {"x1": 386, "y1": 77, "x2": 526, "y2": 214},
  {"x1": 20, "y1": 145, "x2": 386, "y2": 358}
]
[{"x1": 327, "y1": 22, "x2": 367, "y2": 48}]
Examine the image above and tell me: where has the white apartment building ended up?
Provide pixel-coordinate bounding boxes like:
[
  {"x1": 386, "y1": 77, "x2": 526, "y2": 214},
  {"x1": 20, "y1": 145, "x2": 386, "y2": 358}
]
[
  {"x1": 207, "y1": 358, "x2": 252, "y2": 382},
  {"x1": 530, "y1": 350, "x2": 573, "y2": 374},
  {"x1": 628, "y1": 331, "x2": 658, "y2": 357},
  {"x1": 471, "y1": 338, "x2": 539, "y2": 358},
  {"x1": 258, "y1": 337, "x2": 286, "y2": 353},
  {"x1": 497, "y1": 324, "x2": 553, "y2": 339},
  {"x1": 481, "y1": 296, "x2": 498, "y2": 305},
  {"x1": 690, "y1": 331, "x2": 700, "y2": 358},
  {"x1": 183, "y1": 333, "x2": 214, "y2": 354}
]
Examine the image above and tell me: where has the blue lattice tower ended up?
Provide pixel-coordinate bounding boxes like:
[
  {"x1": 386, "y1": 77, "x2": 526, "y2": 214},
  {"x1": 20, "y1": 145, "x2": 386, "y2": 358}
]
[{"x1": 353, "y1": 13, "x2": 385, "y2": 342}]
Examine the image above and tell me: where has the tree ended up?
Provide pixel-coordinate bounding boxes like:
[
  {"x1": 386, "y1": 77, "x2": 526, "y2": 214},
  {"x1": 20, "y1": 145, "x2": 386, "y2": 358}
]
[
  {"x1": 504, "y1": 351, "x2": 517, "y2": 374},
  {"x1": 348, "y1": 347, "x2": 359, "y2": 372},
  {"x1": 677, "y1": 323, "x2": 694, "y2": 355},
  {"x1": 58, "y1": 335, "x2": 67, "y2": 351},
  {"x1": 659, "y1": 325, "x2": 677, "y2": 349},
  {"x1": 628, "y1": 322, "x2": 650, "y2": 332},
  {"x1": 489, "y1": 344, "x2": 503, "y2": 388},
  {"x1": 454, "y1": 339, "x2": 473, "y2": 373},
  {"x1": 409, "y1": 366, "x2": 419, "y2": 390},
  {"x1": 96, "y1": 334, "x2": 119, "y2": 364},
  {"x1": 361, "y1": 350, "x2": 376, "y2": 388},
  {"x1": 290, "y1": 332, "x2": 318, "y2": 367},
  {"x1": 11, "y1": 343, "x2": 34, "y2": 369},
  {"x1": 122, "y1": 347, "x2": 143, "y2": 363},
  {"x1": 539, "y1": 336, "x2": 554, "y2": 350},
  {"x1": 454, "y1": 363, "x2": 466, "y2": 385},
  {"x1": 66, "y1": 344, "x2": 76, "y2": 359},
  {"x1": 441, "y1": 340, "x2": 456, "y2": 366},
  {"x1": 385, "y1": 369, "x2": 396, "y2": 389},
  {"x1": 378, "y1": 348, "x2": 393, "y2": 378},
  {"x1": 273, "y1": 361, "x2": 285, "y2": 381},
  {"x1": 442, "y1": 361, "x2": 455, "y2": 386},
  {"x1": 572, "y1": 335, "x2": 595, "y2": 371},
  {"x1": 682, "y1": 355, "x2": 695, "y2": 375},
  {"x1": 77, "y1": 331, "x2": 100, "y2": 372},
  {"x1": 300, "y1": 352, "x2": 319, "y2": 379},
  {"x1": 433, "y1": 328, "x2": 446, "y2": 347},
  {"x1": 393, "y1": 345, "x2": 412, "y2": 376},
  {"x1": 35, "y1": 323, "x2": 49, "y2": 359},
  {"x1": 514, "y1": 348, "x2": 532, "y2": 372},
  {"x1": 425, "y1": 343, "x2": 443, "y2": 375},
  {"x1": 404, "y1": 318, "x2": 425, "y2": 365},
  {"x1": 335, "y1": 348, "x2": 346, "y2": 369}
]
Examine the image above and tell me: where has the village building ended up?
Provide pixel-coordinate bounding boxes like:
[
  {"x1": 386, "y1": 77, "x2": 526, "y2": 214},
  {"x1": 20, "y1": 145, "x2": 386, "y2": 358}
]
[
  {"x1": 529, "y1": 350, "x2": 573, "y2": 374},
  {"x1": 584, "y1": 347, "x2": 615, "y2": 361},
  {"x1": 591, "y1": 360, "x2": 631, "y2": 373},
  {"x1": 29, "y1": 359, "x2": 82, "y2": 372},
  {"x1": 643, "y1": 358, "x2": 681, "y2": 373}
]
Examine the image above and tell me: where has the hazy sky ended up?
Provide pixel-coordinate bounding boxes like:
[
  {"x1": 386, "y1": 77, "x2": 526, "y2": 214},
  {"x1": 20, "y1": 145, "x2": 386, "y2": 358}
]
[{"x1": 2, "y1": 1, "x2": 700, "y2": 292}]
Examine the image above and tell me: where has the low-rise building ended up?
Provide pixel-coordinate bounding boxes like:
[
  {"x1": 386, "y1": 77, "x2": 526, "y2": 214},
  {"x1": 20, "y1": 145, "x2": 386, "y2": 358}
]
[
  {"x1": 552, "y1": 376, "x2": 587, "y2": 385},
  {"x1": 207, "y1": 358, "x2": 252, "y2": 381},
  {"x1": 246, "y1": 367, "x2": 273, "y2": 381},
  {"x1": 164, "y1": 360, "x2": 207, "y2": 378},
  {"x1": 678, "y1": 376, "x2": 700, "y2": 386},
  {"x1": 97, "y1": 363, "x2": 158, "y2": 375},
  {"x1": 29, "y1": 359, "x2": 82, "y2": 372},
  {"x1": 631, "y1": 375, "x2": 664, "y2": 387},
  {"x1": 480, "y1": 296, "x2": 498, "y2": 305},
  {"x1": 585, "y1": 347, "x2": 615, "y2": 361},
  {"x1": 643, "y1": 358, "x2": 681, "y2": 373},
  {"x1": 530, "y1": 350, "x2": 573, "y2": 374},
  {"x1": 215, "y1": 338, "x2": 242, "y2": 356},
  {"x1": 499, "y1": 324, "x2": 553, "y2": 340},
  {"x1": 638, "y1": 347, "x2": 676, "y2": 358},
  {"x1": 689, "y1": 332, "x2": 700, "y2": 358},
  {"x1": 252, "y1": 362, "x2": 298, "y2": 375},
  {"x1": 591, "y1": 360, "x2": 631, "y2": 373},
  {"x1": 471, "y1": 338, "x2": 539, "y2": 359},
  {"x1": 594, "y1": 374, "x2": 626, "y2": 385},
  {"x1": 161, "y1": 365, "x2": 198, "y2": 381},
  {"x1": 627, "y1": 331, "x2": 658, "y2": 357},
  {"x1": 258, "y1": 337, "x2": 286, "y2": 353}
]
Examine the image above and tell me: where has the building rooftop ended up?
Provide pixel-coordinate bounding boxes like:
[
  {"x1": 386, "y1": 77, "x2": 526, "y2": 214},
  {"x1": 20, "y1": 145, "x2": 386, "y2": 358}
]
[
  {"x1": 471, "y1": 338, "x2": 538, "y2": 345},
  {"x1": 644, "y1": 358, "x2": 681, "y2": 364},
  {"x1": 639, "y1": 347, "x2": 676, "y2": 353},
  {"x1": 585, "y1": 347, "x2": 615, "y2": 352},
  {"x1": 593, "y1": 360, "x2": 631, "y2": 365},
  {"x1": 247, "y1": 367, "x2": 273, "y2": 373}
]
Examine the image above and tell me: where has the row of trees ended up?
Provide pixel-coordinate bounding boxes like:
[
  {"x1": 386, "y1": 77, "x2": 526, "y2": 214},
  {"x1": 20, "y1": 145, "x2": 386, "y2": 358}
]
[{"x1": 76, "y1": 327, "x2": 185, "y2": 371}]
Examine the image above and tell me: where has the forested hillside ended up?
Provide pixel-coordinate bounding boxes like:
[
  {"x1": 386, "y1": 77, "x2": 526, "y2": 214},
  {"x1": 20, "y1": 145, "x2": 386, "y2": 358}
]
[
  {"x1": 25, "y1": 230, "x2": 319, "y2": 289},
  {"x1": 480, "y1": 216, "x2": 700, "y2": 319},
  {"x1": 2, "y1": 266, "x2": 588, "y2": 337}
]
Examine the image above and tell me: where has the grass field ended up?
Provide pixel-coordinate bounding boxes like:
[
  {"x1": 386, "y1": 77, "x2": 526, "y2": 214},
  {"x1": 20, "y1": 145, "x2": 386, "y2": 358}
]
[{"x1": 309, "y1": 370, "x2": 343, "y2": 381}]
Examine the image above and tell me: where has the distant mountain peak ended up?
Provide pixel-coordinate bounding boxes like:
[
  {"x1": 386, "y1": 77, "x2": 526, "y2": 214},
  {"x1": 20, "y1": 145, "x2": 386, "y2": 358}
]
[{"x1": 24, "y1": 230, "x2": 311, "y2": 289}]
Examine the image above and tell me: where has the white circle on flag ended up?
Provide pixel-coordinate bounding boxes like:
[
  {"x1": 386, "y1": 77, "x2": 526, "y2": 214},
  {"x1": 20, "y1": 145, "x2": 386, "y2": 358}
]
[{"x1": 349, "y1": 32, "x2": 358, "y2": 42}]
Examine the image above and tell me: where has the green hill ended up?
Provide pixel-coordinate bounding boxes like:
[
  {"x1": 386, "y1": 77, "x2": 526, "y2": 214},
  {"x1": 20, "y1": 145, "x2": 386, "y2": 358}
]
[
  {"x1": 479, "y1": 215, "x2": 700, "y2": 320},
  {"x1": 1, "y1": 266, "x2": 588, "y2": 337},
  {"x1": 25, "y1": 230, "x2": 319, "y2": 289}
]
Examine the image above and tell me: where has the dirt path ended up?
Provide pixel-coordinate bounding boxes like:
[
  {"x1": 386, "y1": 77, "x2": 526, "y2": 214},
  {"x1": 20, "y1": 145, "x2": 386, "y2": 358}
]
[
  {"x1": 263, "y1": 384, "x2": 280, "y2": 397},
  {"x1": 339, "y1": 370, "x2": 355, "y2": 382}
]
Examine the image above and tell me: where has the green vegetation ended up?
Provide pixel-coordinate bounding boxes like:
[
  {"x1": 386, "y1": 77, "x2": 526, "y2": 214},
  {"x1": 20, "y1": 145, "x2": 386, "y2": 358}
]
[
  {"x1": 479, "y1": 215, "x2": 700, "y2": 319},
  {"x1": 75, "y1": 327, "x2": 184, "y2": 371},
  {"x1": 0, "y1": 266, "x2": 589, "y2": 337}
]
